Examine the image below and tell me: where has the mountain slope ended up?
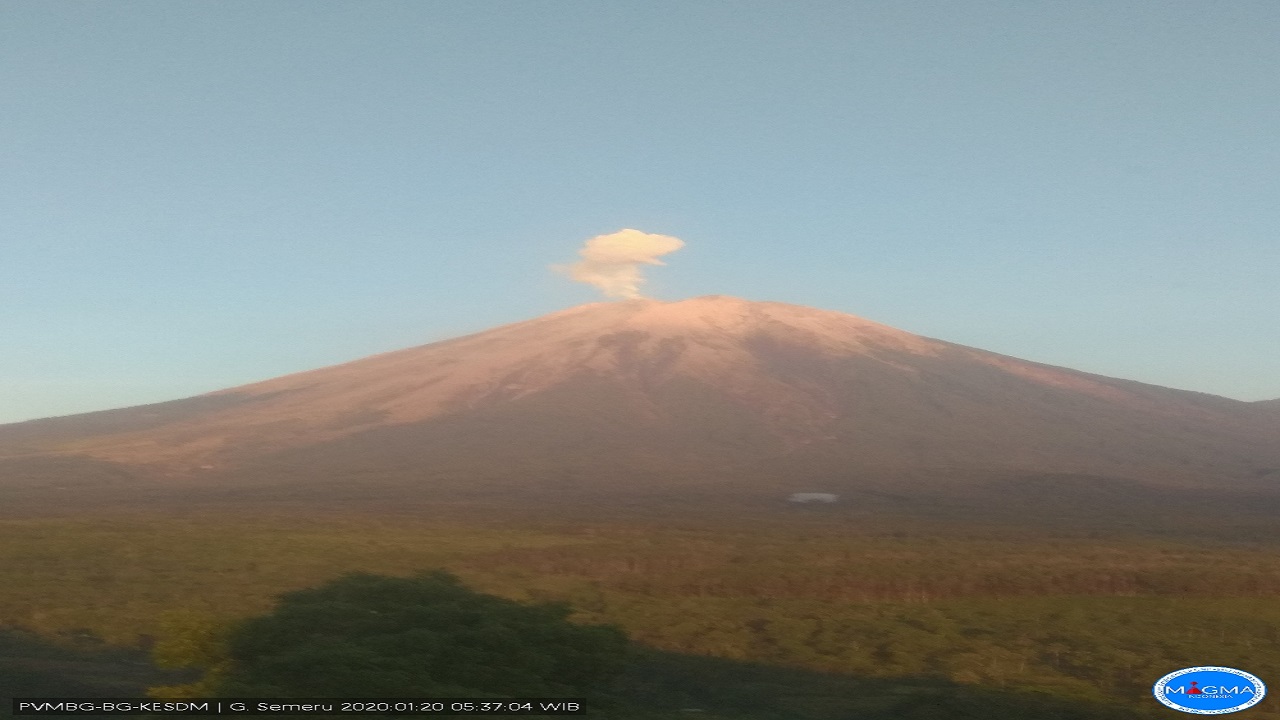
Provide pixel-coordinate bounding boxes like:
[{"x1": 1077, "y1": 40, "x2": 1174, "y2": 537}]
[{"x1": 1, "y1": 296, "x2": 1276, "y2": 506}]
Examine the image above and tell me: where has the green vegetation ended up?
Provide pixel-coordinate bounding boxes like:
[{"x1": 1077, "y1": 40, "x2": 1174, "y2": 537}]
[
  {"x1": 0, "y1": 514, "x2": 587, "y2": 641},
  {"x1": 0, "y1": 629, "x2": 185, "y2": 720},
  {"x1": 154, "y1": 571, "x2": 627, "y2": 699},
  {"x1": 612, "y1": 649, "x2": 1156, "y2": 719},
  {"x1": 1, "y1": 509, "x2": 1279, "y2": 718}
]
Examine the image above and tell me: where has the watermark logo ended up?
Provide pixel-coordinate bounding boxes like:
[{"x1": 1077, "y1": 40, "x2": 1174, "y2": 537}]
[{"x1": 1153, "y1": 666, "x2": 1266, "y2": 715}]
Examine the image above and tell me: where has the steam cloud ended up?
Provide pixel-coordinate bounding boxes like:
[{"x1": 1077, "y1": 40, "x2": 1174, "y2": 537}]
[{"x1": 557, "y1": 229, "x2": 685, "y2": 299}]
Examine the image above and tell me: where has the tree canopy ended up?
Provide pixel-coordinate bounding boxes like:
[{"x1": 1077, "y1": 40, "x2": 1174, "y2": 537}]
[{"x1": 157, "y1": 571, "x2": 629, "y2": 698}]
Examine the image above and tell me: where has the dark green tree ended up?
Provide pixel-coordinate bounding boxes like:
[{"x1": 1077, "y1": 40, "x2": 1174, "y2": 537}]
[{"x1": 160, "y1": 571, "x2": 629, "y2": 698}]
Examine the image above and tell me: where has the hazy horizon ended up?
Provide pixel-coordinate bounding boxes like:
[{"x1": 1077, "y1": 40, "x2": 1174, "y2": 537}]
[{"x1": 5, "y1": 1, "x2": 1279, "y2": 423}]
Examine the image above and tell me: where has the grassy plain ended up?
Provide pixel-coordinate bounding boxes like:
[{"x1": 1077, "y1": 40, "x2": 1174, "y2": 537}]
[{"x1": 2, "y1": 500, "x2": 1279, "y2": 718}]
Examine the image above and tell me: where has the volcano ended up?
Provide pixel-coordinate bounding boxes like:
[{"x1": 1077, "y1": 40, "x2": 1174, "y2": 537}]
[{"x1": 1, "y1": 296, "x2": 1277, "y2": 512}]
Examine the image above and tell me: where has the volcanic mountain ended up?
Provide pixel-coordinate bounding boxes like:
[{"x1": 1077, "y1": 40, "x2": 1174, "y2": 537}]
[{"x1": 1, "y1": 296, "x2": 1277, "y2": 511}]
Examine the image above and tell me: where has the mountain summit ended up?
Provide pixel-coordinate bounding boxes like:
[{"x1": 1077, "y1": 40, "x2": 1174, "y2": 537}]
[{"x1": 2, "y1": 296, "x2": 1277, "y2": 508}]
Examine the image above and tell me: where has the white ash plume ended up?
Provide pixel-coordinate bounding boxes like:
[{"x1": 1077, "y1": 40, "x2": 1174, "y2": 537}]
[{"x1": 556, "y1": 229, "x2": 685, "y2": 299}]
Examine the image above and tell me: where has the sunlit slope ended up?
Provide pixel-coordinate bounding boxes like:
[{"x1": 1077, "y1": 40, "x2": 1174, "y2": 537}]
[{"x1": 1, "y1": 296, "x2": 1276, "y2": 496}]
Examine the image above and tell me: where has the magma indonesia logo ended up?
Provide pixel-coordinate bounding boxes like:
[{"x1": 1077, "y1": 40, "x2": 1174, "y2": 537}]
[{"x1": 1153, "y1": 666, "x2": 1266, "y2": 715}]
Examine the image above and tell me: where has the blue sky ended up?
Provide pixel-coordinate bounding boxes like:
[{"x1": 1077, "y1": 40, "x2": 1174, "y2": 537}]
[{"x1": 3, "y1": 1, "x2": 1278, "y2": 423}]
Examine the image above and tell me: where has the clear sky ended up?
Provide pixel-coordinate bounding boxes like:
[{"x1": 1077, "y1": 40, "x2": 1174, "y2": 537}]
[{"x1": 4, "y1": 1, "x2": 1278, "y2": 423}]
